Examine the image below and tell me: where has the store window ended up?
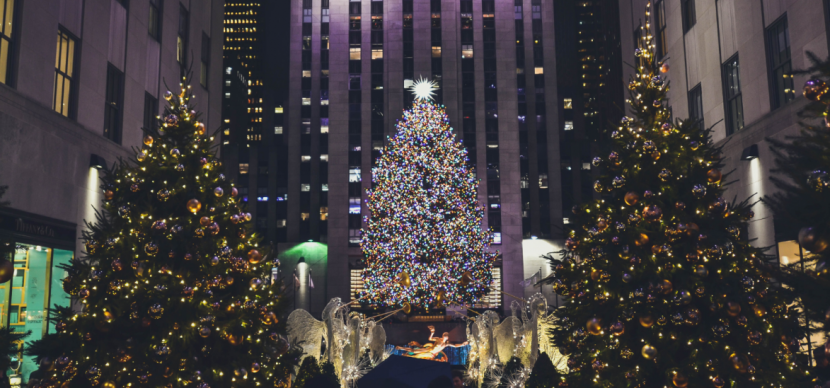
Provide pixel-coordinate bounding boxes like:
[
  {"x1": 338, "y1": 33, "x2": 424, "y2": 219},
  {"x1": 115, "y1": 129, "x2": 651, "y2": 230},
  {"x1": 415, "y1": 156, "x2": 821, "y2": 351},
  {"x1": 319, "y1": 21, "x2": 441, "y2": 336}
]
[{"x1": 4, "y1": 243, "x2": 73, "y2": 381}]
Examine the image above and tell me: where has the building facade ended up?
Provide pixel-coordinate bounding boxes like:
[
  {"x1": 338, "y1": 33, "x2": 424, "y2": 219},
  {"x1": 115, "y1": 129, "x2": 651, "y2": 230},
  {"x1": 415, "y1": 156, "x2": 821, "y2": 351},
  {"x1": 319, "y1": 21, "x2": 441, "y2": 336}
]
[
  {"x1": 619, "y1": 0, "x2": 828, "y2": 360},
  {"x1": 0, "y1": 0, "x2": 223, "y2": 381},
  {"x1": 278, "y1": 0, "x2": 599, "y2": 313}
]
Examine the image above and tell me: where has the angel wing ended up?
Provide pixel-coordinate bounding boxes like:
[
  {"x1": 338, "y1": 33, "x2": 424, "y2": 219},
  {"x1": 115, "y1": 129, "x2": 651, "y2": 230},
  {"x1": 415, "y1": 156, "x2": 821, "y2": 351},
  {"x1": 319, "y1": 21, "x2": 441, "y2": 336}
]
[
  {"x1": 491, "y1": 315, "x2": 521, "y2": 364},
  {"x1": 368, "y1": 322, "x2": 387, "y2": 363},
  {"x1": 286, "y1": 309, "x2": 327, "y2": 367}
]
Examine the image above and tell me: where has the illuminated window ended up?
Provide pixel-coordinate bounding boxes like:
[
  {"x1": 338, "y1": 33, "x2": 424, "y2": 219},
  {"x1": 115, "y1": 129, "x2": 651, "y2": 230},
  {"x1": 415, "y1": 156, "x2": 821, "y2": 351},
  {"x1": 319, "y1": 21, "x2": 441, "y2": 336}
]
[
  {"x1": 301, "y1": 184, "x2": 310, "y2": 192},
  {"x1": 301, "y1": 212, "x2": 310, "y2": 220},
  {"x1": 301, "y1": 155, "x2": 311, "y2": 162},
  {"x1": 239, "y1": 163, "x2": 249, "y2": 174},
  {"x1": 53, "y1": 30, "x2": 76, "y2": 118},
  {"x1": 320, "y1": 207, "x2": 328, "y2": 221},
  {"x1": 320, "y1": 154, "x2": 329, "y2": 162},
  {"x1": 564, "y1": 121, "x2": 574, "y2": 130},
  {"x1": 276, "y1": 219, "x2": 287, "y2": 228},
  {"x1": 491, "y1": 232, "x2": 502, "y2": 245},
  {"x1": 274, "y1": 126, "x2": 283, "y2": 134},
  {"x1": 462, "y1": 45, "x2": 473, "y2": 58},
  {"x1": 563, "y1": 98, "x2": 573, "y2": 109},
  {"x1": 472, "y1": 267, "x2": 502, "y2": 308},
  {"x1": 539, "y1": 173, "x2": 548, "y2": 189},
  {"x1": 563, "y1": 217, "x2": 570, "y2": 224},
  {"x1": 350, "y1": 269, "x2": 365, "y2": 301},
  {"x1": 534, "y1": 67, "x2": 544, "y2": 74},
  {"x1": 275, "y1": 106, "x2": 284, "y2": 114},
  {"x1": 322, "y1": 183, "x2": 329, "y2": 191},
  {"x1": 224, "y1": 92, "x2": 230, "y2": 99},
  {"x1": 225, "y1": 80, "x2": 231, "y2": 87},
  {"x1": 349, "y1": 167, "x2": 361, "y2": 182},
  {"x1": 432, "y1": 46, "x2": 442, "y2": 58},
  {"x1": 349, "y1": 197, "x2": 361, "y2": 214},
  {"x1": 302, "y1": 70, "x2": 311, "y2": 78},
  {"x1": 321, "y1": 118, "x2": 329, "y2": 133},
  {"x1": 372, "y1": 49, "x2": 383, "y2": 60},
  {"x1": 350, "y1": 47, "x2": 361, "y2": 60}
]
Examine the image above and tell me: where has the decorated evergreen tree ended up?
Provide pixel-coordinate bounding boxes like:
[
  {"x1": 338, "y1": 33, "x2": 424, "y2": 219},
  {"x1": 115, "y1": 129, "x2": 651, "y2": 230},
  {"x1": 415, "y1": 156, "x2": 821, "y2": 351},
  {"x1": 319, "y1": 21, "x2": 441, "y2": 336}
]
[
  {"x1": 525, "y1": 352, "x2": 559, "y2": 388},
  {"x1": 25, "y1": 76, "x2": 293, "y2": 388},
  {"x1": 764, "y1": 53, "x2": 830, "y2": 385},
  {"x1": 293, "y1": 356, "x2": 321, "y2": 388},
  {"x1": 543, "y1": 7, "x2": 808, "y2": 388},
  {"x1": 359, "y1": 79, "x2": 497, "y2": 309}
]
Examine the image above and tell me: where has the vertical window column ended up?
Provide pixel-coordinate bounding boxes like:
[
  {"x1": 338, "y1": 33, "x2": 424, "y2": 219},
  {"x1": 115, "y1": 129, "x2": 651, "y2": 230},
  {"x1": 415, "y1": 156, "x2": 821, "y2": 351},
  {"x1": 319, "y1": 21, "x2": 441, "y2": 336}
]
[
  {"x1": 104, "y1": 64, "x2": 125, "y2": 144},
  {"x1": 483, "y1": 0, "x2": 501, "y2": 244},
  {"x1": 515, "y1": 0, "x2": 531, "y2": 237},
  {"x1": 348, "y1": 0, "x2": 363, "y2": 247},
  {"x1": 299, "y1": 0, "x2": 313, "y2": 240},
  {"x1": 402, "y1": 0, "x2": 414, "y2": 103},
  {"x1": 319, "y1": 0, "x2": 330, "y2": 242},
  {"x1": 430, "y1": 0, "x2": 442, "y2": 103},
  {"x1": 371, "y1": 0, "x2": 384, "y2": 165},
  {"x1": 460, "y1": 1, "x2": 476, "y2": 170},
  {"x1": 531, "y1": 0, "x2": 550, "y2": 238}
]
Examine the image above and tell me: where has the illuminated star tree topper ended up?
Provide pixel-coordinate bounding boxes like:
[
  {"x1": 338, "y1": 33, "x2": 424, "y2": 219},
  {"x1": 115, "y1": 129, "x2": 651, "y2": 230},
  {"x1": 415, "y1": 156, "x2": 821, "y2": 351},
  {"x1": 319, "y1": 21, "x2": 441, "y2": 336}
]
[{"x1": 410, "y1": 77, "x2": 439, "y2": 101}]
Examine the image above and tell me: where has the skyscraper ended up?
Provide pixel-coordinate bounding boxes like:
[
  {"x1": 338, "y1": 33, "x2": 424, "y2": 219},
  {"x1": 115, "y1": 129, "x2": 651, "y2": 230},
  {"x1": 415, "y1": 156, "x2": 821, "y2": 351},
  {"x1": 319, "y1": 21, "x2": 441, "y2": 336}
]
[{"x1": 254, "y1": 0, "x2": 625, "y2": 313}]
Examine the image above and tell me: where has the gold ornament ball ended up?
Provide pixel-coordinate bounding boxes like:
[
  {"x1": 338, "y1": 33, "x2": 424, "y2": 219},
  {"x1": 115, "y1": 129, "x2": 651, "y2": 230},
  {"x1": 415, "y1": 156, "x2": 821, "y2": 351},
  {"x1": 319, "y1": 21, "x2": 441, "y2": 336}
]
[
  {"x1": 231, "y1": 187, "x2": 239, "y2": 197},
  {"x1": 707, "y1": 168, "x2": 723, "y2": 183},
  {"x1": 228, "y1": 333, "x2": 243, "y2": 346},
  {"x1": 247, "y1": 249, "x2": 263, "y2": 264},
  {"x1": 712, "y1": 377, "x2": 725, "y2": 387},
  {"x1": 104, "y1": 190, "x2": 114, "y2": 201},
  {"x1": 624, "y1": 191, "x2": 640, "y2": 206},
  {"x1": 641, "y1": 345, "x2": 657, "y2": 359},
  {"x1": 143, "y1": 135, "x2": 153, "y2": 146},
  {"x1": 634, "y1": 233, "x2": 650, "y2": 247},
  {"x1": 200, "y1": 216, "x2": 211, "y2": 226},
  {"x1": 672, "y1": 372, "x2": 688, "y2": 387},
  {"x1": 639, "y1": 314, "x2": 655, "y2": 328},
  {"x1": 586, "y1": 318, "x2": 602, "y2": 335},
  {"x1": 660, "y1": 63, "x2": 670, "y2": 73},
  {"x1": 187, "y1": 198, "x2": 202, "y2": 214},
  {"x1": 726, "y1": 302, "x2": 742, "y2": 317},
  {"x1": 251, "y1": 363, "x2": 261, "y2": 373}
]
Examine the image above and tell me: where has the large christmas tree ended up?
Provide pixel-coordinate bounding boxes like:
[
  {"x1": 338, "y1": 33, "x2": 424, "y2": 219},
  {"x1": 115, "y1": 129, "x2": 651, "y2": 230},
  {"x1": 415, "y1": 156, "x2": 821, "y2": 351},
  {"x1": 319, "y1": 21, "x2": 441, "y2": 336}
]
[
  {"x1": 765, "y1": 53, "x2": 830, "y2": 385},
  {"x1": 26, "y1": 77, "x2": 293, "y2": 388},
  {"x1": 359, "y1": 79, "x2": 497, "y2": 308},
  {"x1": 544, "y1": 8, "x2": 807, "y2": 388}
]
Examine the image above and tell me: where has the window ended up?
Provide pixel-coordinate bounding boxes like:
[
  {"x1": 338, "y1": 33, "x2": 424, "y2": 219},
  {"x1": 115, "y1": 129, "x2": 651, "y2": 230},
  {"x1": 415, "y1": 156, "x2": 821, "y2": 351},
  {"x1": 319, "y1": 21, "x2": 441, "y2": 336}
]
[
  {"x1": 200, "y1": 33, "x2": 210, "y2": 88},
  {"x1": 681, "y1": 0, "x2": 696, "y2": 33},
  {"x1": 766, "y1": 16, "x2": 793, "y2": 110},
  {"x1": 349, "y1": 167, "x2": 361, "y2": 182},
  {"x1": 0, "y1": 0, "x2": 17, "y2": 85},
  {"x1": 301, "y1": 184, "x2": 311, "y2": 192},
  {"x1": 539, "y1": 173, "x2": 548, "y2": 189},
  {"x1": 239, "y1": 163, "x2": 249, "y2": 174},
  {"x1": 103, "y1": 64, "x2": 124, "y2": 143},
  {"x1": 688, "y1": 84, "x2": 703, "y2": 128},
  {"x1": 224, "y1": 92, "x2": 230, "y2": 99},
  {"x1": 462, "y1": 45, "x2": 473, "y2": 58},
  {"x1": 563, "y1": 98, "x2": 572, "y2": 109},
  {"x1": 177, "y1": 5, "x2": 189, "y2": 65},
  {"x1": 722, "y1": 55, "x2": 744, "y2": 135},
  {"x1": 53, "y1": 30, "x2": 76, "y2": 118},
  {"x1": 655, "y1": 0, "x2": 667, "y2": 58},
  {"x1": 372, "y1": 49, "x2": 383, "y2": 60},
  {"x1": 143, "y1": 92, "x2": 158, "y2": 131},
  {"x1": 350, "y1": 47, "x2": 361, "y2": 60},
  {"x1": 301, "y1": 155, "x2": 311, "y2": 162},
  {"x1": 349, "y1": 197, "x2": 361, "y2": 214},
  {"x1": 564, "y1": 121, "x2": 573, "y2": 131},
  {"x1": 149, "y1": 0, "x2": 161, "y2": 41},
  {"x1": 274, "y1": 126, "x2": 283, "y2": 134},
  {"x1": 534, "y1": 67, "x2": 543, "y2": 74},
  {"x1": 320, "y1": 207, "x2": 329, "y2": 221},
  {"x1": 8, "y1": 244, "x2": 73, "y2": 379},
  {"x1": 432, "y1": 46, "x2": 442, "y2": 58}
]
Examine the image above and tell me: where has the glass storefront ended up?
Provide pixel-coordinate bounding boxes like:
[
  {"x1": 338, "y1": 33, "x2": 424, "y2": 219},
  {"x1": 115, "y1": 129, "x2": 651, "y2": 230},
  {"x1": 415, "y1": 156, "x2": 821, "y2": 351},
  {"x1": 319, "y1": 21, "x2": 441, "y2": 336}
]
[{"x1": 2, "y1": 243, "x2": 73, "y2": 381}]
